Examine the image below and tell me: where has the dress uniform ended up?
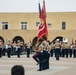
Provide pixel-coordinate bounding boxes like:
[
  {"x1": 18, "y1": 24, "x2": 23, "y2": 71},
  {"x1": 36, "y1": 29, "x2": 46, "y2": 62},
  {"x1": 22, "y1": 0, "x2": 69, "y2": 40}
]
[
  {"x1": 32, "y1": 42, "x2": 41, "y2": 65},
  {"x1": 65, "y1": 42, "x2": 70, "y2": 58},
  {"x1": 12, "y1": 41, "x2": 17, "y2": 55},
  {"x1": 61, "y1": 42, "x2": 66, "y2": 57},
  {"x1": 69, "y1": 44, "x2": 73, "y2": 57},
  {"x1": 50, "y1": 43, "x2": 54, "y2": 57},
  {"x1": 73, "y1": 43, "x2": 76, "y2": 58},
  {"x1": 7, "y1": 40, "x2": 12, "y2": 58},
  {"x1": 17, "y1": 40, "x2": 21, "y2": 58},
  {"x1": 46, "y1": 45, "x2": 51, "y2": 69},
  {"x1": 54, "y1": 39, "x2": 61, "y2": 60},
  {"x1": 37, "y1": 44, "x2": 43, "y2": 71},
  {"x1": 42, "y1": 41, "x2": 47, "y2": 70},
  {"x1": 26, "y1": 42, "x2": 31, "y2": 58}
]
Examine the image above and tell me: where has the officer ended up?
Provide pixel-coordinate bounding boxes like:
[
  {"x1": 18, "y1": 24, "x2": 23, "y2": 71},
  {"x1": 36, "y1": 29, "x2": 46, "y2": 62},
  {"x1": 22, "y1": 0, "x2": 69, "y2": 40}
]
[
  {"x1": 7, "y1": 39, "x2": 12, "y2": 58},
  {"x1": 37, "y1": 44, "x2": 43, "y2": 71},
  {"x1": 69, "y1": 44, "x2": 73, "y2": 57},
  {"x1": 65, "y1": 42, "x2": 70, "y2": 58},
  {"x1": 46, "y1": 45, "x2": 51, "y2": 69},
  {"x1": 17, "y1": 40, "x2": 21, "y2": 58},
  {"x1": 32, "y1": 42, "x2": 40, "y2": 65},
  {"x1": 61, "y1": 42, "x2": 66, "y2": 57},
  {"x1": 0, "y1": 40, "x2": 3, "y2": 58},
  {"x1": 26, "y1": 42, "x2": 31, "y2": 58},
  {"x1": 12, "y1": 41, "x2": 17, "y2": 55},
  {"x1": 42, "y1": 41, "x2": 47, "y2": 70},
  {"x1": 50, "y1": 42, "x2": 54, "y2": 57},
  {"x1": 73, "y1": 43, "x2": 76, "y2": 58},
  {"x1": 54, "y1": 39, "x2": 61, "y2": 60}
]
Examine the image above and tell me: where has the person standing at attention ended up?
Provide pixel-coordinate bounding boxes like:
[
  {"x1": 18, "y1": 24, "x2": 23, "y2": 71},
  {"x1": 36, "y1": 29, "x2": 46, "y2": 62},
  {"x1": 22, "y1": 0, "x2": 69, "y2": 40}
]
[
  {"x1": 26, "y1": 41, "x2": 31, "y2": 58},
  {"x1": 17, "y1": 40, "x2": 21, "y2": 58},
  {"x1": 7, "y1": 39, "x2": 12, "y2": 58}
]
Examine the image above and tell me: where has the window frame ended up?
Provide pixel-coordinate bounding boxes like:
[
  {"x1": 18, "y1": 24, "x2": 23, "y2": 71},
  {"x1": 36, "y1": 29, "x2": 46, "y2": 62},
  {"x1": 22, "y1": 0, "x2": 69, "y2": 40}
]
[
  {"x1": 62, "y1": 22, "x2": 66, "y2": 30},
  {"x1": 36, "y1": 22, "x2": 40, "y2": 27},
  {"x1": 20, "y1": 22, "x2": 28, "y2": 30},
  {"x1": 48, "y1": 23, "x2": 52, "y2": 28},
  {"x1": 2, "y1": 22, "x2": 8, "y2": 30}
]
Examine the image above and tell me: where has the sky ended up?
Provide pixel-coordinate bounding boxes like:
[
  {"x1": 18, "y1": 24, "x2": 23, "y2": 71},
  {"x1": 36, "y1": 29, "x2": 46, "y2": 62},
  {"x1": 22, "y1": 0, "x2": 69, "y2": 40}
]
[{"x1": 0, "y1": 0, "x2": 76, "y2": 12}]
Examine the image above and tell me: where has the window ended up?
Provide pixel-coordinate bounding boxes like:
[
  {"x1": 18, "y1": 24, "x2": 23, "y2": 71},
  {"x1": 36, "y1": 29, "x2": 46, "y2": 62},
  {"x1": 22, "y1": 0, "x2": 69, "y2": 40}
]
[
  {"x1": 2, "y1": 22, "x2": 8, "y2": 30},
  {"x1": 48, "y1": 23, "x2": 52, "y2": 28},
  {"x1": 62, "y1": 22, "x2": 66, "y2": 30},
  {"x1": 21, "y1": 22, "x2": 27, "y2": 30},
  {"x1": 36, "y1": 22, "x2": 40, "y2": 27}
]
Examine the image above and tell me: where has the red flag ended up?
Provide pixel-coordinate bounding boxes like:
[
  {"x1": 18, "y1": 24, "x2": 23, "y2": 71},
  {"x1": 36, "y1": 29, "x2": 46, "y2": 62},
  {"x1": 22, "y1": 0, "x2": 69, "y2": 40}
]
[{"x1": 38, "y1": 0, "x2": 48, "y2": 41}]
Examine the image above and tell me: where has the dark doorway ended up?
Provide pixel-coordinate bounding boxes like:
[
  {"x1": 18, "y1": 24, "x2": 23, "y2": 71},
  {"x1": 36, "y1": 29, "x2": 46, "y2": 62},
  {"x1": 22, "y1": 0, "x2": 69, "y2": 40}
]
[
  {"x1": 0, "y1": 36, "x2": 4, "y2": 44},
  {"x1": 12, "y1": 36, "x2": 24, "y2": 43},
  {"x1": 32, "y1": 36, "x2": 37, "y2": 45}
]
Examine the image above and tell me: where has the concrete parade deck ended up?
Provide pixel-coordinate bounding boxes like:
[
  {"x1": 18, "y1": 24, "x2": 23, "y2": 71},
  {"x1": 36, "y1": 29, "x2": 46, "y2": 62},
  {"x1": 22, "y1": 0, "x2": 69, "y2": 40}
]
[{"x1": 0, "y1": 54, "x2": 76, "y2": 75}]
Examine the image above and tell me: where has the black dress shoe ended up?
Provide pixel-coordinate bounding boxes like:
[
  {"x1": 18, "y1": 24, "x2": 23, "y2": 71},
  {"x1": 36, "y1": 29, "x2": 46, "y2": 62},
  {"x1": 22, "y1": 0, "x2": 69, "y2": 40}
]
[
  {"x1": 42, "y1": 69, "x2": 45, "y2": 70},
  {"x1": 37, "y1": 69, "x2": 42, "y2": 71},
  {"x1": 8, "y1": 57, "x2": 11, "y2": 58},
  {"x1": 45, "y1": 67, "x2": 49, "y2": 69}
]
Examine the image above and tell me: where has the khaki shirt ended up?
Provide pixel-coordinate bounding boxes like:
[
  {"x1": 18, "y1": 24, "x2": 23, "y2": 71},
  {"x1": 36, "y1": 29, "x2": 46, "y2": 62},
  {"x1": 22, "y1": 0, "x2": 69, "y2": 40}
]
[
  {"x1": 73, "y1": 44, "x2": 76, "y2": 50},
  {"x1": 54, "y1": 42, "x2": 61, "y2": 48},
  {"x1": 8, "y1": 42, "x2": 12, "y2": 48},
  {"x1": 47, "y1": 45, "x2": 51, "y2": 52},
  {"x1": 17, "y1": 42, "x2": 21, "y2": 48},
  {"x1": 26, "y1": 42, "x2": 31, "y2": 48},
  {"x1": 38, "y1": 45, "x2": 43, "y2": 52}
]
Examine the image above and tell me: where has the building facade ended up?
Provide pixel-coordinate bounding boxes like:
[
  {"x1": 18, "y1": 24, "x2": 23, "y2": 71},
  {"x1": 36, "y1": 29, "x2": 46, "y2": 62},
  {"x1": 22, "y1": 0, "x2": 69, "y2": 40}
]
[{"x1": 0, "y1": 12, "x2": 76, "y2": 44}]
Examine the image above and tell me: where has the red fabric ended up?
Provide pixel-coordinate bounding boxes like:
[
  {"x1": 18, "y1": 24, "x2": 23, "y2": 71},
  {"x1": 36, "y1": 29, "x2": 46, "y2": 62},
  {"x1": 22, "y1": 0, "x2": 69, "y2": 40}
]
[{"x1": 38, "y1": 4, "x2": 48, "y2": 41}]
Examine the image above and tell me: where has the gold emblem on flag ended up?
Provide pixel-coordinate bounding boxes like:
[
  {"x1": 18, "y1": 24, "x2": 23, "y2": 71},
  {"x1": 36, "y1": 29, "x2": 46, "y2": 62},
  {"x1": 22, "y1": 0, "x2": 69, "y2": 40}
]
[{"x1": 40, "y1": 19, "x2": 44, "y2": 26}]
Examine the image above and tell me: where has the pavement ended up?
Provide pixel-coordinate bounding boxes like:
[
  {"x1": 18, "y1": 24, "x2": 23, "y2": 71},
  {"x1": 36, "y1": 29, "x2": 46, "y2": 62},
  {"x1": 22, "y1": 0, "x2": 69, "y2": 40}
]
[{"x1": 0, "y1": 54, "x2": 76, "y2": 75}]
